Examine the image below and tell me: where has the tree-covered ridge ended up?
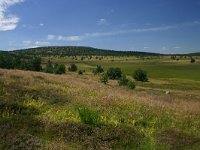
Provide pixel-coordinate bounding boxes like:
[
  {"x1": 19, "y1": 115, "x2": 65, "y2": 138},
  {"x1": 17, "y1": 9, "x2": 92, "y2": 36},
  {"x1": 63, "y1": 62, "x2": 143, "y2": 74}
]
[{"x1": 11, "y1": 46, "x2": 162, "y2": 57}]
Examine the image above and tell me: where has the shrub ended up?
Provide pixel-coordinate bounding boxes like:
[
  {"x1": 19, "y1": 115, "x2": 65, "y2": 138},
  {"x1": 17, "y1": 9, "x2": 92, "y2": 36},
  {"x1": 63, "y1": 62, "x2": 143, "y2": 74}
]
[
  {"x1": 45, "y1": 60, "x2": 54, "y2": 73},
  {"x1": 54, "y1": 64, "x2": 66, "y2": 74},
  {"x1": 78, "y1": 107, "x2": 100, "y2": 125},
  {"x1": 127, "y1": 81, "x2": 136, "y2": 89},
  {"x1": 107, "y1": 67, "x2": 122, "y2": 80},
  {"x1": 133, "y1": 69, "x2": 148, "y2": 82},
  {"x1": 93, "y1": 65, "x2": 104, "y2": 75},
  {"x1": 100, "y1": 74, "x2": 108, "y2": 84},
  {"x1": 68, "y1": 63, "x2": 77, "y2": 72},
  {"x1": 118, "y1": 74, "x2": 129, "y2": 86},
  {"x1": 191, "y1": 57, "x2": 195, "y2": 63},
  {"x1": 78, "y1": 70, "x2": 83, "y2": 75}
]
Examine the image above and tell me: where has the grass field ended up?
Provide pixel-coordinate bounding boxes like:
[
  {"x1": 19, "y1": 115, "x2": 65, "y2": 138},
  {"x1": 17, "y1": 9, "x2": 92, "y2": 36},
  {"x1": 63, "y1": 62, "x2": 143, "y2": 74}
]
[
  {"x1": 44, "y1": 56, "x2": 200, "y2": 91},
  {"x1": 0, "y1": 56, "x2": 200, "y2": 149},
  {"x1": 0, "y1": 66, "x2": 200, "y2": 149}
]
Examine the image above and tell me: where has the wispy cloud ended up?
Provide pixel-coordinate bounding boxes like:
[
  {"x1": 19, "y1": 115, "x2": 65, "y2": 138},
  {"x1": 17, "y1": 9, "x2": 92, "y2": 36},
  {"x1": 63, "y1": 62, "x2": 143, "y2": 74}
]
[
  {"x1": 144, "y1": 47, "x2": 150, "y2": 49},
  {"x1": 173, "y1": 46, "x2": 181, "y2": 49},
  {"x1": 0, "y1": 0, "x2": 25, "y2": 31},
  {"x1": 47, "y1": 21, "x2": 200, "y2": 42},
  {"x1": 97, "y1": 18, "x2": 108, "y2": 26},
  {"x1": 58, "y1": 35, "x2": 82, "y2": 41},
  {"x1": 21, "y1": 40, "x2": 50, "y2": 48},
  {"x1": 47, "y1": 34, "x2": 56, "y2": 40}
]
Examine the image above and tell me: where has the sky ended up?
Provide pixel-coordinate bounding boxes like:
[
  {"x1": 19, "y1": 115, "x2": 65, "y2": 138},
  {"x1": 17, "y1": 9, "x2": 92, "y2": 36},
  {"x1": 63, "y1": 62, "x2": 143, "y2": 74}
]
[{"x1": 0, "y1": 0, "x2": 200, "y2": 53}]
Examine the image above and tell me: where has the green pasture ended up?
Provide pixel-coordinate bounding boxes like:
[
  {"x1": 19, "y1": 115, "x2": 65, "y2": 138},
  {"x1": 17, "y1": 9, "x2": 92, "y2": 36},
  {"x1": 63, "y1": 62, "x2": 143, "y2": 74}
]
[{"x1": 43, "y1": 56, "x2": 200, "y2": 90}]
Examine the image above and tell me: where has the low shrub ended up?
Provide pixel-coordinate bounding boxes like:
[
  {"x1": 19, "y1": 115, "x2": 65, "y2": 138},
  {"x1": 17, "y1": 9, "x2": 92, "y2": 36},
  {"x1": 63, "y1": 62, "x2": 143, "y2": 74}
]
[
  {"x1": 93, "y1": 65, "x2": 104, "y2": 75},
  {"x1": 68, "y1": 63, "x2": 77, "y2": 72},
  {"x1": 78, "y1": 70, "x2": 83, "y2": 75},
  {"x1": 133, "y1": 69, "x2": 148, "y2": 82},
  {"x1": 100, "y1": 74, "x2": 108, "y2": 84},
  {"x1": 78, "y1": 107, "x2": 100, "y2": 125},
  {"x1": 191, "y1": 58, "x2": 195, "y2": 63},
  {"x1": 127, "y1": 81, "x2": 136, "y2": 89},
  {"x1": 118, "y1": 74, "x2": 129, "y2": 86},
  {"x1": 107, "y1": 67, "x2": 122, "y2": 80},
  {"x1": 54, "y1": 64, "x2": 66, "y2": 74}
]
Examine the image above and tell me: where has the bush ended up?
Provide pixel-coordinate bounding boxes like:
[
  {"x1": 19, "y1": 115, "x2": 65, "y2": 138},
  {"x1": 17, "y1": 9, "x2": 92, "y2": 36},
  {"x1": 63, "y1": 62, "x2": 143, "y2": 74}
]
[
  {"x1": 78, "y1": 70, "x2": 83, "y2": 75},
  {"x1": 54, "y1": 64, "x2": 66, "y2": 74},
  {"x1": 127, "y1": 81, "x2": 136, "y2": 89},
  {"x1": 93, "y1": 65, "x2": 104, "y2": 75},
  {"x1": 78, "y1": 107, "x2": 100, "y2": 125},
  {"x1": 107, "y1": 67, "x2": 122, "y2": 80},
  {"x1": 133, "y1": 69, "x2": 148, "y2": 82},
  {"x1": 45, "y1": 60, "x2": 54, "y2": 73},
  {"x1": 191, "y1": 57, "x2": 195, "y2": 63},
  {"x1": 100, "y1": 74, "x2": 108, "y2": 84},
  {"x1": 68, "y1": 63, "x2": 77, "y2": 72},
  {"x1": 118, "y1": 74, "x2": 129, "y2": 86}
]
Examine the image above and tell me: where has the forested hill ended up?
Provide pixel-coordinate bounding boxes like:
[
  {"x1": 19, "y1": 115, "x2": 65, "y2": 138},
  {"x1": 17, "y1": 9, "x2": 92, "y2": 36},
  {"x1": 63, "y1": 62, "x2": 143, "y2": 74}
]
[{"x1": 11, "y1": 46, "x2": 161, "y2": 57}]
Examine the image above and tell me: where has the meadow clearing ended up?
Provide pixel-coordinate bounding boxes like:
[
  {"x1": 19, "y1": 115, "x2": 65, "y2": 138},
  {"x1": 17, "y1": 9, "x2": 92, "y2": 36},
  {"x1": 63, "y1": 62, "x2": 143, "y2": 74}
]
[{"x1": 0, "y1": 55, "x2": 200, "y2": 149}]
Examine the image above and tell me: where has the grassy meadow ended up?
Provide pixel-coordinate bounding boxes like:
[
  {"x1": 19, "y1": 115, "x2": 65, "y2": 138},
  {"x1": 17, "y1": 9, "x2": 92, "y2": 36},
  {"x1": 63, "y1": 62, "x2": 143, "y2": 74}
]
[{"x1": 0, "y1": 55, "x2": 200, "y2": 149}]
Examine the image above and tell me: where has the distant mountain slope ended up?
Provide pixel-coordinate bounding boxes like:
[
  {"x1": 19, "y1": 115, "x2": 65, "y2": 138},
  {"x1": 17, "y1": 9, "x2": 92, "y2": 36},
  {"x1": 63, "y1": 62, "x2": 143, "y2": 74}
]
[{"x1": 11, "y1": 46, "x2": 161, "y2": 57}]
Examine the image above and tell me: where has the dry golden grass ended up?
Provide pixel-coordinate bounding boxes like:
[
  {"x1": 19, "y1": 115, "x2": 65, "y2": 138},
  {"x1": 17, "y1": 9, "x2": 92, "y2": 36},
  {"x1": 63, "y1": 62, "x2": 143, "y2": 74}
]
[
  {"x1": 1, "y1": 68, "x2": 200, "y2": 115},
  {"x1": 1, "y1": 68, "x2": 200, "y2": 149}
]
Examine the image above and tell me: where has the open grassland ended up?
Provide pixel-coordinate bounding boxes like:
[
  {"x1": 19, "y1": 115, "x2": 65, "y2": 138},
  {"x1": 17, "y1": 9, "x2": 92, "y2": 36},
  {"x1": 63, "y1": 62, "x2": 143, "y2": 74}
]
[
  {"x1": 44, "y1": 56, "x2": 200, "y2": 91},
  {"x1": 0, "y1": 69, "x2": 200, "y2": 149}
]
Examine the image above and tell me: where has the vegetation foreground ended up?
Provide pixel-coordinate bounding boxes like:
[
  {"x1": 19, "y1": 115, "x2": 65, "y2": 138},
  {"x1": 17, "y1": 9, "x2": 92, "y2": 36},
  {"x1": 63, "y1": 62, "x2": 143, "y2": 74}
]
[{"x1": 0, "y1": 69, "x2": 200, "y2": 149}]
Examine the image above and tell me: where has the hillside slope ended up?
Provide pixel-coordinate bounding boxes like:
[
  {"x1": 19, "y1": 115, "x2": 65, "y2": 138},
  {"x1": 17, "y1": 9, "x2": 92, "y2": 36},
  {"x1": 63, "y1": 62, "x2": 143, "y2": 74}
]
[
  {"x1": 0, "y1": 69, "x2": 200, "y2": 149},
  {"x1": 11, "y1": 46, "x2": 161, "y2": 57}
]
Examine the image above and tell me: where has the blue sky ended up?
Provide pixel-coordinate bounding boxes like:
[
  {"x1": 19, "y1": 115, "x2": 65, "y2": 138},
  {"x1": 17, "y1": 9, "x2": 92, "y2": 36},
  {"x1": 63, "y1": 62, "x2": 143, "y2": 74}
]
[{"x1": 0, "y1": 0, "x2": 200, "y2": 53}]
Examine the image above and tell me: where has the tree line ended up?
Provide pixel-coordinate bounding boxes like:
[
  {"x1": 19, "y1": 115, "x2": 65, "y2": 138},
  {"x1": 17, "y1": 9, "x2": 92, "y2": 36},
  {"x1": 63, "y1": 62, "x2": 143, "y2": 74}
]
[{"x1": 0, "y1": 52, "x2": 41, "y2": 71}]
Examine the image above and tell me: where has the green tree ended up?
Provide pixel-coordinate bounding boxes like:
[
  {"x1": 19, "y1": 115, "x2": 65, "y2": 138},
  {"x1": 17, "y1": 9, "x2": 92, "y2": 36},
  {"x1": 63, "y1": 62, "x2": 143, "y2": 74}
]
[
  {"x1": 93, "y1": 65, "x2": 104, "y2": 75},
  {"x1": 45, "y1": 60, "x2": 54, "y2": 73},
  {"x1": 191, "y1": 57, "x2": 195, "y2": 63},
  {"x1": 68, "y1": 63, "x2": 77, "y2": 72},
  {"x1": 118, "y1": 74, "x2": 129, "y2": 86},
  {"x1": 133, "y1": 69, "x2": 148, "y2": 82},
  {"x1": 100, "y1": 74, "x2": 108, "y2": 84},
  {"x1": 107, "y1": 67, "x2": 122, "y2": 80},
  {"x1": 54, "y1": 64, "x2": 66, "y2": 74}
]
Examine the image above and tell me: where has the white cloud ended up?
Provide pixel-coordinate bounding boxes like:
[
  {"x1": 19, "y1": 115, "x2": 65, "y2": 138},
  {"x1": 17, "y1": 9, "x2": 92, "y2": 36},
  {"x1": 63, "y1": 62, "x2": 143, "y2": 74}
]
[
  {"x1": 173, "y1": 46, "x2": 181, "y2": 49},
  {"x1": 144, "y1": 47, "x2": 150, "y2": 49},
  {"x1": 22, "y1": 40, "x2": 32, "y2": 45},
  {"x1": 39, "y1": 23, "x2": 44, "y2": 27},
  {"x1": 35, "y1": 41, "x2": 50, "y2": 46},
  {"x1": 58, "y1": 35, "x2": 83, "y2": 41},
  {"x1": 47, "y1": 34, "x2": 56, "y2": 40},
  {"x1": 0, "y1": 0, "x2": 25, "y2": 31},
  {"x1": 97, "y1": 18, "x2": 108, "y2": 26},
  {"x1": 48, "y1": 21, "x2": 200, "y2": 42}
]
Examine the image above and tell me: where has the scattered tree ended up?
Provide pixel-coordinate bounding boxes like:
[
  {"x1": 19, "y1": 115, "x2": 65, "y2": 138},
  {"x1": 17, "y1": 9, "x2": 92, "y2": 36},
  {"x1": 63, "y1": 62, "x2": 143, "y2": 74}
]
[
  {"x1": 45, "y1": 60, "x2": 54, "y2": 73},
  {"x1": 118, "y1": 74, "x2": 129, "y2": 86},
  {"x1": 133, "y1": 69, "x2": 148, "y2": 82},
  {"x1": 107, "y1": 67, "x2": 122, "y2": 80},
  {"x1": 54, "y1": 64, "x2": 66, "y2": 74},
  {"x1": 191, "y1": 57, "x2": 196, "y2": 63},
  {"x1": 93, "y1": 65, "x2": 104, "y2": 75},
  {"x1": 68, "y1": 63, "x2": 77, "y2": 72}
]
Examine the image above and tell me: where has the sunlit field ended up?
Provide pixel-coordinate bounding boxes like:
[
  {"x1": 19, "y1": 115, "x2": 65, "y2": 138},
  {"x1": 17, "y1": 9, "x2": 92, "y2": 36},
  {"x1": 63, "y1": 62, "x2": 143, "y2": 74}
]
[{"x1": 1, "y1": 55, "x2": 200, "y2": 149}]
